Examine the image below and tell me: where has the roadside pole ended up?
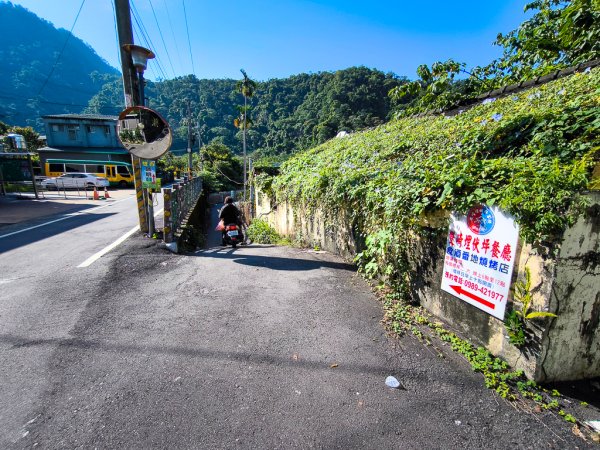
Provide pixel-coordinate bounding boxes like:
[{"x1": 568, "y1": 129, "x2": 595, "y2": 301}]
[
  {"x1": 187, "y1": 101, "x2": 193, "y2": 179},
  {"x1": 114, "y1": 0, "x2": 148, "y2": 234},
  {"x1": 27, "y1": 153, "x2": 39, "y2": 199}
]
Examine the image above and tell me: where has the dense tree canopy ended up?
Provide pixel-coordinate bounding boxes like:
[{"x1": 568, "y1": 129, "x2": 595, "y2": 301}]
[
  {"x1": 389, "y1": 0, "x2": 600, "y2": 115},
  {"x1": 86, "y1": 67, "x2": 406, "y2": 162}
]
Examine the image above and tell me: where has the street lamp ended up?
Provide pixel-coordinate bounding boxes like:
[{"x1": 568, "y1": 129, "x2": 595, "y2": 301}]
[{"x1": 122, "y1": 44, "x2": 155, "y2": 106}]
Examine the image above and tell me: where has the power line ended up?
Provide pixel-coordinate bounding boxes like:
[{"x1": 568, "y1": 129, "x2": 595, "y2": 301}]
[
  {"x1": 0, "y1": 92, "x2": 121, "y2": 111},
  {"x1": 147, "y1": 0, "x2": 176, "y2": 78},
  {"x1": 110, "y1": 0, "x2": 123, "y2": 71},
  {"x1": 36, "y1": 0, "x2": 87, "y2": 96},
  {"x1": 131, "y1": 26, "x2": 158, "y2": 80},
  {"x1": 182, "y1": 0, "x2": 196, "y2": 75},
  {"x1": 130, "y1": 2, "x2": 165, "y2": 79},
  {"x1": 130, "y1": 0, "x2": 169, "y2": 80},
  {"x1": 202, "y1": 150, "x2": 243, "y2": 185},
  {"x1": 131, "y1": 16, "x2": 162, "y2": 81},
  {"x1": 163, "y1": 0, "x2": 184, "y2": 74}
]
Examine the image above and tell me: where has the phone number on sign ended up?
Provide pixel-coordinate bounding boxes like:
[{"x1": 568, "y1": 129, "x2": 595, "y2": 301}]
[{"x1": 463, "y1": 280, "x2": 504, "y2": 301}]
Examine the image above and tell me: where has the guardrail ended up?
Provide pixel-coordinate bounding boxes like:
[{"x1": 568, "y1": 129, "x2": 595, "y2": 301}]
[{"x1": 163, "y1": 176, "x2": 203, "y2": 243}]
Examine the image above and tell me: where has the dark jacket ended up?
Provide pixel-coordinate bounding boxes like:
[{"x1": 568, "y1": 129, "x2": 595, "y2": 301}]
[{"x1": 219, "y1": 203, "x2": 241, "y2": 225}]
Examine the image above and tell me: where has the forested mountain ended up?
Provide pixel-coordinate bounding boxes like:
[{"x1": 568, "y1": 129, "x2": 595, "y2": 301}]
[
  {"x1": 0, "y1": 2, "x2": 406, "y2": 158},
  {"x1": 0, "y1": 2, "x2": 119, "y2": 129},
  {"x1": 86, "y1": 67, "x2": 407, "y2": 160}
]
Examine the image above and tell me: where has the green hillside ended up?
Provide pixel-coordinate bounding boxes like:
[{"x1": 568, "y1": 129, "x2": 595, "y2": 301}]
[
  {"x1": 0, "y1": 2, "x2": 119, "y2": 129},
  {"x1": 86, "y1": 67, "x2": 406, "y2": 159}
]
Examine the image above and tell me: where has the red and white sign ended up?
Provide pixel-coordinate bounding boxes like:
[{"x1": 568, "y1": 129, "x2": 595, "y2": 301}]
[{"x1": 441, "y1": 204, "x2": 519, "y2": 320}]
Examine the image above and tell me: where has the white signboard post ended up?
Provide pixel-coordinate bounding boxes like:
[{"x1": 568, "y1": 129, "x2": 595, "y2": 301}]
[{"x1": 441, "y1": 204, "x2": 519, "y2": 320}]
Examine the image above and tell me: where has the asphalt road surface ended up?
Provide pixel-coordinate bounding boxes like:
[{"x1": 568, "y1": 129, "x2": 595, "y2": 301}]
[{"x1": 0, "y1": 201, "x2": 594, "y2": 448}]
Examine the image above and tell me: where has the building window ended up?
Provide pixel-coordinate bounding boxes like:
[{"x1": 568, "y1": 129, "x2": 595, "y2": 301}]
[
  {"x1": 117, "y1": 165, "x2": 130, "y2": 175},
  {"x1": 85, "y1": 165, "x2": 105, "y2": 174},
  {"x1": 65, "y1": 164, "x2": 85, "y2": 173},
  {"x1": 49, "y1": 163, "x2": 64, "y2": 172},
  {"x1": 51, "y1": 124, "x2": 65, "y2": 132},
  {"x1": 67, "y1": 125, "x2": 79, "y2": 140},
  {"x1": 86, "y1": 125, "x2": 94, "y2": 133}
]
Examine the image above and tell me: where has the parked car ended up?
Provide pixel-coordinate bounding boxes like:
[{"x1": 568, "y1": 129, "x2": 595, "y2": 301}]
[{"x1": 41, "y1": 173, "x2": 110, "y2": 190}]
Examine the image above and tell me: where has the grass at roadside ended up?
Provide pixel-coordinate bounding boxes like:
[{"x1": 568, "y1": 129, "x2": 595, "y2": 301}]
[{"x1": 378, "y1": 287, "x2": 599, "y2": 443}]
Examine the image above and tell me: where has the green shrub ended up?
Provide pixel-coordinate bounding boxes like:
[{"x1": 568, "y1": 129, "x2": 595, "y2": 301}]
[{"x1": 246, "y1": 219, "x2": 280, "y2": 244}]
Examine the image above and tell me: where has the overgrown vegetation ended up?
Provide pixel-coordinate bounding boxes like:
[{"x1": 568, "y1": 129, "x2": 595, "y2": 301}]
[
  {"x1": 246, "y1": 219, "x2": 281, "y2": 244},
  {"x1": 389, "y1": 0, "x2": 600, "y2": 115},
  {"x1": 272, "y1": 69, "x2": 599, "y2": 295},
  {"x1": 382, "y1": 291, "x2": 585, "y2": 426},
  {"x1": 505, "y1": 267, "x2": 558, "y2": 346}
]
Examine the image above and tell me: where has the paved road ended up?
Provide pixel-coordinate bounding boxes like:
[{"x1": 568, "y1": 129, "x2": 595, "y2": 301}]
[{"x1": 0, "y1": 202, "x2": 593, "y2": 448}]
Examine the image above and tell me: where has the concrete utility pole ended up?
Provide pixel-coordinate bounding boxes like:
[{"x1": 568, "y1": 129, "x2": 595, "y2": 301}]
[
  {"x1": 114, "y1": 0, "x2": 148, "y2": 234},
  {"x1": 197, "y1": 119, "x2": 202, "y2": 172},
  {"x1": 187, "y1": 101, "x2": 193, "y2": 179},
  {"x1": 114, "y1": 0, "x2": 140, "y2": 107},
  {"x1": 242, "y1": 94, "x2": 247, "y2": 201}
]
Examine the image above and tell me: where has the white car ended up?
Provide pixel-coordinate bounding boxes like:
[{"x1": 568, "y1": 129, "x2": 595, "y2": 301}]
[{"x1": 42, "y1": 173, "x2": 110, "y2": 190}]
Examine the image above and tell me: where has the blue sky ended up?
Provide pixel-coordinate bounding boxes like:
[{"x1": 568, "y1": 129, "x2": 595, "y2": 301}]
[{"x1": 10, "y1": 0, "x2": 530, "y2": 81}]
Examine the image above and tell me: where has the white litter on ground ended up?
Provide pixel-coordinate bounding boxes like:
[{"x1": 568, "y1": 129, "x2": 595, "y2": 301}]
[{"x1": 385, "y1": 376, "x2": 400, "y2": 389}]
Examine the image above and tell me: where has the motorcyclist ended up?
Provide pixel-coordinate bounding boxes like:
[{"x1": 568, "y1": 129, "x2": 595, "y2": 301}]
[{"x1": 219, "y1": 196, "x2": 244, "y2": 244}]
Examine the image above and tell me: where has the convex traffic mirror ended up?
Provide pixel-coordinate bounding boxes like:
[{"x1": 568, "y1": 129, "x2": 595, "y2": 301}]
[{"x1": 117, "y1": 106, "x2": 172, "y2": 159}]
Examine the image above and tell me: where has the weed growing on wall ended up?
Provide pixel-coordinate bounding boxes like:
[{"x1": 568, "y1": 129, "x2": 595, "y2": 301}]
[
  {"x1": 271, "y1": 68, "x2": 599, "y2": 288},
  {"x1": 381, "y1": 291, "x2": 590, "y2": 428}
]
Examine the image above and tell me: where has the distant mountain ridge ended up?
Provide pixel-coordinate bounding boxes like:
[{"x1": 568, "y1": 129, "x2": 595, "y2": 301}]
[{"x1": 0, "y1": 2, "x2": 119, "y2": 130}]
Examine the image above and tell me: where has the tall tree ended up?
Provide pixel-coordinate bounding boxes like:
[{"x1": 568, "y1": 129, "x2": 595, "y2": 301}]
[
  {"x1": 389, "y1": 0, "x2": 600, "y2": 115},
  {"x1": 236, "y1": 69, "x2": 257, "y2": 199}
]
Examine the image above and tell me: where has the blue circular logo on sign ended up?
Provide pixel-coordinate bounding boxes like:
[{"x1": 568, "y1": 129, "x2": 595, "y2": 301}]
[{"x1": 467, "y1": 204, "x2": 495, "y2": 235}]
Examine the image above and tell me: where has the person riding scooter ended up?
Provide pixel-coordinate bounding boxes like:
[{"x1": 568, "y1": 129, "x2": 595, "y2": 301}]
[{"x1": 219, "y1": 196, "x2": 244, "y2": 245}]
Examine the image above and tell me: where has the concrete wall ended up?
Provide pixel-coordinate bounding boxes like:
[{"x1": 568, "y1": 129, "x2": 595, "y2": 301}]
[
  {"x1": 541, "y1": 194, "x2": 600, "y2": 381},
  {"x1": 255, "y1": 190, "x2": 600, "y2": 382}
]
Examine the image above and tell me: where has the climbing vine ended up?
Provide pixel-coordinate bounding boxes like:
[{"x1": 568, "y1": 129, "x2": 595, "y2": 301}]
[{"x1": 271, "y1": 69, "x2": 599, "y2": 287}]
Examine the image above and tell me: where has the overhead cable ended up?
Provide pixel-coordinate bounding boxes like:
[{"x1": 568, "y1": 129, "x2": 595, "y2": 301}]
[
  {"x1": 110, "y1": 0, "x2": 122, "y2": 69},
  {"x1": 0, "y1": 92, "x2": 121, "y2": 111},
  {"x1": 163, "y1": 0, "x2": 184, "y2": 74},
  {"x1": 36, "y1": 0, "x2": 87, "y2": 96},
  {"x1": 182, "y1": 0, "x2": 196, "y2": 75},
  {"x1": 148, "y1": 0, "x2": 177, "y2": 78},
  {"x1": 130, "y1": 0, "x2": 169, "y2": 80}
]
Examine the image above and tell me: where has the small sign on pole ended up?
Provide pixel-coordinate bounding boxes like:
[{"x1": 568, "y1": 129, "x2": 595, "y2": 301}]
[
  {"x1": 141, "y1": 160, "x2": 157, "y2": 189},
  {"x1": 440, "y1": 204, "x2": 519, "y2": 320}
]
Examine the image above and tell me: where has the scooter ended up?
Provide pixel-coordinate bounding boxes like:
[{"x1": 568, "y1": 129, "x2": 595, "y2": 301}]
[{"x1": 222, "y1": 223, "x2": 242, "y2": 248}]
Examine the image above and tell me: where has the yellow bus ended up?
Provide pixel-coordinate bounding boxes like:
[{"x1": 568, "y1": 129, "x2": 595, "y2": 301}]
[{"x1": 45, "y1": 159, "x2": 134, "y2": 188}]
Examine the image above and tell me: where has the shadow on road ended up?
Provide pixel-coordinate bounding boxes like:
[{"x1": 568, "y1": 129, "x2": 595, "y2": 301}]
[
  {"x1": 0, "y1": 212, "x2": 117, "y2": 255},
  {"x1": 0, "y1": 333, "x2": 397, "y2": 378},
  {"x1": 193, "y1": 248, "x2": 356, "y2": 272}
]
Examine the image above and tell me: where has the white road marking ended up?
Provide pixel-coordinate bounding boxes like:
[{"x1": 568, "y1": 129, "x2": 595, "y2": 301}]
[
  {"x1": 77, "y1": 225, "x2": 140, "y2": 268},
  {"x1": 0, "y1": 197, "x2": 133, "y2": 240},
  {"x1": 77, "y1": 207, "x2": 165, "y2": 268}
]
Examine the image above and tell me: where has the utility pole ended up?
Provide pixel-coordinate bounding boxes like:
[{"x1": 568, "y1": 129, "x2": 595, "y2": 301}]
[
  {"x1": 186, "y1": 101, "x2": 193, "y2": 179},
  {"x1": 114, "y1": 0, "x2": 147, "y2": 234},
  {"x1": 114, "y1": 0, "x2": 140, "y2": 107},
  {"x1": 197, "y1": 119, "x2": 202, "y2": 172},
  {"x1": 242, "y1": 94, "x2": 247, "y2": 201}
]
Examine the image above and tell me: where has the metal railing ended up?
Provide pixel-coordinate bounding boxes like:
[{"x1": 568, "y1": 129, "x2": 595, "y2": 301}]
[{"x1": 163, "y1": 176, "x2": 203, "y2": 243}]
